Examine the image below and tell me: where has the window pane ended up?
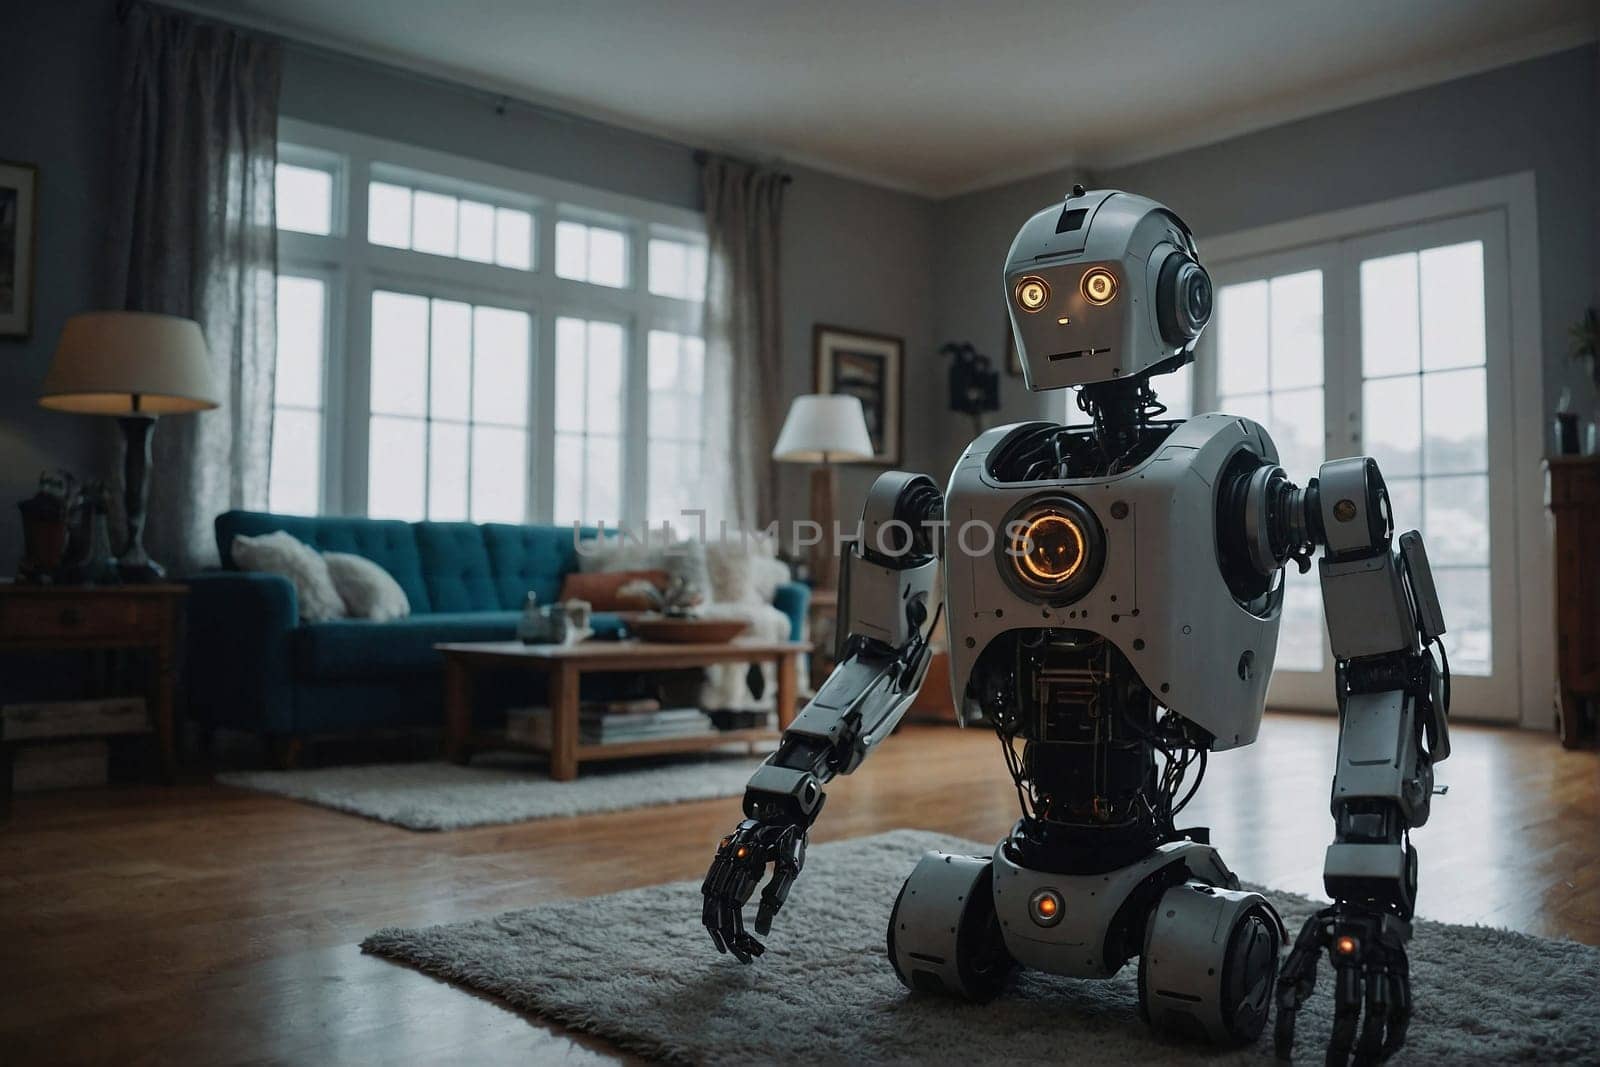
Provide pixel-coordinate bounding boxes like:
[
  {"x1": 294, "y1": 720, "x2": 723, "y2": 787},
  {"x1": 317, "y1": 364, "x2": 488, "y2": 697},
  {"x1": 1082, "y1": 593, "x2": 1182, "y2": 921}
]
[
  {"x1": 275, "y1": 276, "x2": 324, "y2": 408},
  {"x1": 472, "y1": 307, "x2": 530, "y2": 427},
  {"x1": 1276, "y1": 577, "x2": 1323, "y2": 673},
  {"x1": 1268, "y1": 270, "x2": 1323, "y2": 390},
  {"x1": 429, "y1": 300, "x2": 471, "y2": 421},
  {"x1": 586, "y1": 321, "x2": 624, "y2": 434},
  {"x1": 471, "y1": 426, "x2": 526, "y2": 523},
  {"x1": 1360, "y1": 252, "x2": 1419, "y2": 377},
  {"x1": 553, "y1": 432, "x2": 584, "y2": 524},
  {"x1": 495, "y1": 208, "x2": 533, "y2": 270},
  {"x1": 1385, "y1": 476, "x2": 1422, "y2": 538},
  {"x1": 368, "y1": 181, "x2": 411, "y2": 248},
  {"x1": 1216, "y1": 281, "x2": 1268, "y2": 397},
  {"x1": 588, "y1": 226, "x2": 627, "y2": 288},
  {"x1": 1422, "y1": 367, "x2": 1487, "y2": 474},
  {"x1": 1420, "y1": 241, "x2": 1485, "y2": 371},
  {"x1": 428, "y1": 422, "x2": 469, "y2": 521},
  {"x1": 585, "y1": 435, "x2": 622, "y2": 522},
  {"x1": 1219, "y1": 391, "x2": 1269, "y2": 426},
  {"x1": 1160, "y1": 363, "x2": 1192, "y2": 420},
  {"x1": 1424, "y1": 474, "x2": 1490, "y2": 567},
  {"x1": 269, "y1": 408, "x2": 321, "y2": 515},
  {"x1": 411, "y1": 190, "x2": 457, "y2": 257},
  {"x1": 555, "y1": 221, "x2": 588, "y2": 280},
  {"x1": 370, "y1": 291, "x2": 428, "y2": 416},
  {"x1": 1269, "y1": 386, "x2": 1323, "y2": 478},
  {"x1": 649, "y1": 238, "x2": 687, "y2": 298},
  {"x1": 648, "y1": 330, "x2": 683, "y2": 439},
  {"x1": 1362, "y1": 376, "x2": 1421, "y2": 477},
  {"x1": 555, "y1": 317, "x2": 586, "y2": 433},
  {"x1": 1436, "y1": 566, "x2": 1491, "y2": 675},
  {"x1": 687, "y1": 245, "x2": 707, "y2": 300},
  {"x1": 368, "y1": 415, "x2": 426, "y2": 519},
  {"x1": 458, "y1": 200, "x2": 495, "y2": 263},
  {"x1": 275, "y1": 163, "x2": 333, "y2": 235},
  {"x1": 649, "y1": 441, "x2": 701, "y2": 525}
]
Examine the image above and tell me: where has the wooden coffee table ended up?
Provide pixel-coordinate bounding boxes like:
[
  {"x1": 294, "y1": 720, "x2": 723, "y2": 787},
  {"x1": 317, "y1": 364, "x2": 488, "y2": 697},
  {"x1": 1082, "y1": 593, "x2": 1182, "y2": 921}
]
[{"x1": 437, "y1": 638, "x2": 809, "y2": 780}]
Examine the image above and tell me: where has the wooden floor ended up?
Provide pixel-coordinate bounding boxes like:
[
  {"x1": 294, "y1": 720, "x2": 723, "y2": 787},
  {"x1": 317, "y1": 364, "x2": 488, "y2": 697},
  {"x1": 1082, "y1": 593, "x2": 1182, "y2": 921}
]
[{"x1": 1, "y1": 713, "x2": 1596, "y2": 1065}]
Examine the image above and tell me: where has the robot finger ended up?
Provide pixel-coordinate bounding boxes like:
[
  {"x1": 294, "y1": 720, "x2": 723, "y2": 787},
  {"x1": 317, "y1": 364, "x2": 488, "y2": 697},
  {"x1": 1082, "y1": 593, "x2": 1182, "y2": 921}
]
[
  {"x1": 1272, "y1": 935, "x2": 1323, "y2": 1060},
  {"x1": 702, "y1": 893, "x2": 730, "y2": 955},
  {"x1": 753, "y1": 865, "x2": 795, "y2": 935},
  {"x1": 1327, "y1": 959, "x2": 1364, "y2": 1067},
  {"x1": 722, "y1": 896, "x2": 761, "y2": 964}
]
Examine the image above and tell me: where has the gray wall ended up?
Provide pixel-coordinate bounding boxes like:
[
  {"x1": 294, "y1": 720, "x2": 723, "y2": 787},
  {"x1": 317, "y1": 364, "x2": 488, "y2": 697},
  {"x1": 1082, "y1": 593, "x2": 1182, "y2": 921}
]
[{"x1": 0, "y1": 0, "x2": 119, "y2": 571}]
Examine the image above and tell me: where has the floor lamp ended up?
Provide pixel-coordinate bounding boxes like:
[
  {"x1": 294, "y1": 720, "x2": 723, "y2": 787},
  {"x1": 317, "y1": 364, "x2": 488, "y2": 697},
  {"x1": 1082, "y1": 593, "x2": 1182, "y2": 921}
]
[
  {"x1": 39, "y1": 312, "x2": 218, "y2": 581},
  {"x1": 772, "y1": 394, "x2": 874, "y2": 592}
]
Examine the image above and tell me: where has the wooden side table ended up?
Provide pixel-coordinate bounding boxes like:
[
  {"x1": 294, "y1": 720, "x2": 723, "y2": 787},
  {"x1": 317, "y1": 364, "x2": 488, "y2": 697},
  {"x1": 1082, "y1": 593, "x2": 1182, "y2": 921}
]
[
  {"x1": 1546, "y1": 458, "x2": 1600, "y2": 748},
  {"x1": 0, "y1": 584, "x2": 186, "y2": 782}
]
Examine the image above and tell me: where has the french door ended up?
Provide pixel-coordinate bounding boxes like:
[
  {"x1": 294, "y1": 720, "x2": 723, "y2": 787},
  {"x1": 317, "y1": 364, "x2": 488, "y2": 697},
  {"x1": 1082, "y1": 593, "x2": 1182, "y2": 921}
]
[{"x1": 1198, "y1": 209, "x2": 1518, "y2": 721}]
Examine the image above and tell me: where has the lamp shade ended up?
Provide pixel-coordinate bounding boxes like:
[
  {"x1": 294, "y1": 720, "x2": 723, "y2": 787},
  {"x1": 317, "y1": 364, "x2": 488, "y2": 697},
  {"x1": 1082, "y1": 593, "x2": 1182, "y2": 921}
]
[
  {"x1": 39, "y1": 311, "x2": 218, "y2": 415},
  {"x1": 772, "y1": 393, "x2": 874, "y2": 463}
]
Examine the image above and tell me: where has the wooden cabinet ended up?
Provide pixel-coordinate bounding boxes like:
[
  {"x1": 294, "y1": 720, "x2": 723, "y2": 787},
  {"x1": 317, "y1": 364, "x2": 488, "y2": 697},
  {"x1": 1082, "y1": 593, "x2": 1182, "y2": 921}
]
[{"x1": 1546, "y1": 458, "x2": 1600, "y2": 748}]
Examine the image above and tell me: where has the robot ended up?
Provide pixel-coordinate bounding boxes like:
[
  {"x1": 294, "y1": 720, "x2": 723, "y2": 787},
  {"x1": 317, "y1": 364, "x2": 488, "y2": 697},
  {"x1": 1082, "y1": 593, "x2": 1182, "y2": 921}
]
[{"x1": 701, "y1": 188, "x2": 1452, "y2": 1065}]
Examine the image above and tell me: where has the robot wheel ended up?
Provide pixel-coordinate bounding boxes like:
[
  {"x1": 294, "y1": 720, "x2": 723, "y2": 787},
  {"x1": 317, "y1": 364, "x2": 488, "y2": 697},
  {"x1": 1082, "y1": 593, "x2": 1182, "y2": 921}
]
[
  {"x1": 1138, "y1": 881, "x2": 1285, "y2": 1045},
  {"x1": 887, "y1": 851, "x2": 1015, "y2": 1003}
]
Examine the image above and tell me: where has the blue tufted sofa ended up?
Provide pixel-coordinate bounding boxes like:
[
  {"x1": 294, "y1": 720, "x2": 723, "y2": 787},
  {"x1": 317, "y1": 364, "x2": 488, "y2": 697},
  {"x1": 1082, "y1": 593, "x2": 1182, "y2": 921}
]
[{"x1": 186, "y1": 510, "x2": 810, "y2": 747}]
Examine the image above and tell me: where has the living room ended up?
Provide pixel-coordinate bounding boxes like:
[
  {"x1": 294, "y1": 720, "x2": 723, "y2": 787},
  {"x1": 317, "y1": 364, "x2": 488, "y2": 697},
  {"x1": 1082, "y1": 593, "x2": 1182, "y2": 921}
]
[{"x1": 2, "y1": 1, "x2": 1598, "y2": 1063}]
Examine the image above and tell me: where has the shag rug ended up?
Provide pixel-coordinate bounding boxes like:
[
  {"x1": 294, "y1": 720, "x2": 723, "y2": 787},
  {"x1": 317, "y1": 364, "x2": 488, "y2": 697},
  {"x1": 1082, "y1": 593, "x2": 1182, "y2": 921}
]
[
  {"x1": 363, "y1": 829, "x2": 1600, "y2": 1064},
  {"x1": 217, "y1": 753, "x2": 762, "y2": 831}
]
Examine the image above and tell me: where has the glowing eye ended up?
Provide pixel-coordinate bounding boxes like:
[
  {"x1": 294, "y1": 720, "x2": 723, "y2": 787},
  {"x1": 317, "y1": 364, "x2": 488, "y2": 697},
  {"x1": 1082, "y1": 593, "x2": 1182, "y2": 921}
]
[
  {"x1": 1013, "y1": 512, "x2": 1087, "y2": 587},
  {"x1": 1015, "y1": 276, "x2": 1050, "y2": 312},
  {"x1": 1081, "y1": 267, "x2": 1117, "y2": 305},
  {"x1": 1029, "y1": 888, "x2": 1064, "y2": 927},
  {"x1": 1334, "y1": 935, "x2": 1358, "y2": 956}
]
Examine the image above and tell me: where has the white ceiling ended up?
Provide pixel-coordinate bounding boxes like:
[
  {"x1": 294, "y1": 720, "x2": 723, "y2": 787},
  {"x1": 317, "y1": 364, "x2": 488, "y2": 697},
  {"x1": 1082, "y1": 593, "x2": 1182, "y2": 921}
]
[{"x1": 179, "y1": 0, "x2": 1597, "y2": 198}]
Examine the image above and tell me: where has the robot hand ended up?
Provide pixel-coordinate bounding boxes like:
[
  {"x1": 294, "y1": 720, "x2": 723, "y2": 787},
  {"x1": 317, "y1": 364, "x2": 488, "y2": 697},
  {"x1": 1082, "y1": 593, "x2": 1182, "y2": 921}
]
[
  {"x1": 1274, "y1": 904, "x2": 1412, "y2": 1066},
  {"x1": 700, "y1": 817, "x2": 808, "y2": 963}
]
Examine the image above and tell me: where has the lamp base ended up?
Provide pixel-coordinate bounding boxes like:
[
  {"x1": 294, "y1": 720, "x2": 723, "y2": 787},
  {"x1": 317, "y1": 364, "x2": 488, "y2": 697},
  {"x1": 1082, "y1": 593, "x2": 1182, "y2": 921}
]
[
  {"x1": 117, "y1": 415, "x2": 165, "y2": 583},
  {"x1": 809, "y1": 464, "x2": 839, "y2": 593}
]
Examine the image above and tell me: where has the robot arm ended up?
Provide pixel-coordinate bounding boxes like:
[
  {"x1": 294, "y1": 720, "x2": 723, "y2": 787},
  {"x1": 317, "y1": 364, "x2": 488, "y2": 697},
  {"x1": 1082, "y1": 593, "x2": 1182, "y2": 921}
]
[
  {"x1": 701, "y1": 472, "x2": 943, "y2": 963},
  {"x1": 1237, "y1": 456, "x2": 1451, "y2": 1063}
]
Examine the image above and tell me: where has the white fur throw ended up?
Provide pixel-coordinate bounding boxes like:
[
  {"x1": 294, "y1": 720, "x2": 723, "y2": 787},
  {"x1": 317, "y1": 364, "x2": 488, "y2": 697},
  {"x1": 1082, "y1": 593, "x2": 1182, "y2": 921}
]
[
  {"x1": 578, "y1": 535, "x2": 710, "y2": 601},
  {"x1": 231, "y1": 531, "x2": 346, "y2": 622},
  {"x1": 323, "y1": 552, "x2": 410, "y2": 621}
]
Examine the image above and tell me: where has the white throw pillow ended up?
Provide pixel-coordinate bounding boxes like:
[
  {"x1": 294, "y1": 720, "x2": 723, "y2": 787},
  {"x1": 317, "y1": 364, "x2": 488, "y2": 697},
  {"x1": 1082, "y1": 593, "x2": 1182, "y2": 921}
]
[
  {"x1": 231, "y1": 531, "x2": 346, "y2": 622},
  {"x1": 323, "y1": 552, "x2": 410, "y2": 621},
  {"x1": 704, "y1": 533, "x2": 781, "y2": 605}
]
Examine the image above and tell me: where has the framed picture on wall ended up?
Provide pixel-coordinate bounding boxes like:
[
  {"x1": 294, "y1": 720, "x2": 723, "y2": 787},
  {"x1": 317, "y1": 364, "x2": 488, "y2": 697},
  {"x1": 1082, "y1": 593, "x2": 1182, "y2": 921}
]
[
  {"x1": 0, "y1": 161, "x2": 37, "y2": 338},
  {"x1": 814, "y1": 324, "x2": 902, "y2": 466}
]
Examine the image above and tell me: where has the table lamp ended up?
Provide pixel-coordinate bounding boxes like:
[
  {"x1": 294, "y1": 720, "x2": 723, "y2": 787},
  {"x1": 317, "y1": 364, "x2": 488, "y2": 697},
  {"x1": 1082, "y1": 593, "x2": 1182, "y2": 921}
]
[
  {"x1": 39, "y1": 311, "x2": 218, "y2": 581},
  {"x1": 772, "y1": 393, "x2": 874, "y2": 590}
]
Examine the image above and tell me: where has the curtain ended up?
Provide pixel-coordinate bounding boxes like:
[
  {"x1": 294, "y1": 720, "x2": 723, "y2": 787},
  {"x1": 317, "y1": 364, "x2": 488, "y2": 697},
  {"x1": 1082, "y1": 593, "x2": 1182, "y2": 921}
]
[
  {"x1": 105, "y1": 3, "x2": 281, "y2": 573},
  {"x1": 701, "y1": 155, "x2": 787, "y2": 531}
]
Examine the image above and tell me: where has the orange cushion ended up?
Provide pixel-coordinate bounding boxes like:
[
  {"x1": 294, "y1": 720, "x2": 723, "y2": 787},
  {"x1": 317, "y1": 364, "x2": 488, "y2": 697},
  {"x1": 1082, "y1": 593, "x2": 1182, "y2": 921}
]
[{"x1": 558, "y1": 569, "x2": 671, "y2": 611}]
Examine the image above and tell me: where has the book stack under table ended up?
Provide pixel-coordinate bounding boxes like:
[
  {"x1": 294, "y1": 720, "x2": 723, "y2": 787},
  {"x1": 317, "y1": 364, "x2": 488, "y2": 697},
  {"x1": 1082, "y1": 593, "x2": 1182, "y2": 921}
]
[{"x1": 506, "y1": 699, "x2": 716, "y2": 747}]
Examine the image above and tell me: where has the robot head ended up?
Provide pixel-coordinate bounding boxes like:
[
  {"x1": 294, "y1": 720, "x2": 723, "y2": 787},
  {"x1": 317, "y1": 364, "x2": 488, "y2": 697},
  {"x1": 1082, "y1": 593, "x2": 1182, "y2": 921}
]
[{"x1": 1004, "y1": 187, "x2": 1212, "y2": 392}]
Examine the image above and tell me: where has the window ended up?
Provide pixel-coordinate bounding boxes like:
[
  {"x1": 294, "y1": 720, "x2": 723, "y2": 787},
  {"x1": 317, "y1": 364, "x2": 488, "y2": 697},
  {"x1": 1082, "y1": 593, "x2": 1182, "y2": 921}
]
[
  {"x1": 555, "y1": 220, "x2": 628, "y2": 287},
  {"x1": 648, "y1": 237, "x2": 707, "y2": 300},
  {"x1": 367, "y1": 291, "x2": 530, "y2": 523},
  {"x1": 273, "y1": 120, "x2": 712, "y2": 534},
  {"x1": 367, "y1": 179, "x2": 533, "y2": 269},
  {"x1": 1358, "y1": 242, "x2": 1490, "y2": 675},
  {"x1": 275, "y1": 163, "x2": 333, "y2": 236},
  {"x1": 553, "y1": 317, "x2": 625, "y2": 524},
  {"x1": 1201, "y1": 202, "x2": 1519, "y2": 720},
  {"x1": 1213, "y1": 268, "x2": 1326, "y2": 673},
  {"x1": 647, "y1": 329, "x2": 707, "y2": 523},
  {"x1": 268, "y1": 275, "x2": 327, "y2": 514}
]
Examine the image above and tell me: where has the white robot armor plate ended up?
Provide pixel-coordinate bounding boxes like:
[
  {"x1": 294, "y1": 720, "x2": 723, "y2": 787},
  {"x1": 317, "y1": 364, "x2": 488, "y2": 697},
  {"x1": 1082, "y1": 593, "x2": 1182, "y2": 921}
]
[{"x1": 944, "y1": 412, "x2": 1284, "y2": 751}]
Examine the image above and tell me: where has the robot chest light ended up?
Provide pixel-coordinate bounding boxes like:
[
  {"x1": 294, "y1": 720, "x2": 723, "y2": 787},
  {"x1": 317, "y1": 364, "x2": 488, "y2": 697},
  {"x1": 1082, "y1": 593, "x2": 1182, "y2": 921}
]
[{"x1": 997, "y1": 493, "x2": 1107, "y2": 606}]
